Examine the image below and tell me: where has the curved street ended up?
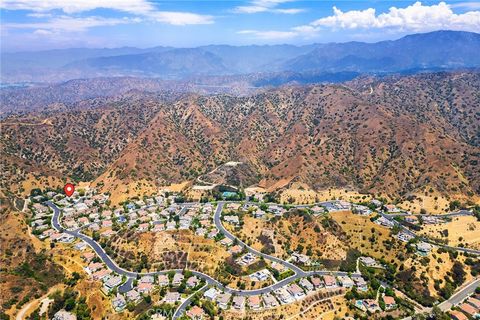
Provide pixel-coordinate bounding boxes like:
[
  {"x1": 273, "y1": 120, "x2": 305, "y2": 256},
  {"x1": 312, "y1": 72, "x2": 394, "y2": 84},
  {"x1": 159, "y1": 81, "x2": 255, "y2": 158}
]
[
  {"x1": 46, "y1": 201, "x2": 360, "y2": 318},
  {"x1": 47, "y1": 200, "x2": 476, "y2": 319}
]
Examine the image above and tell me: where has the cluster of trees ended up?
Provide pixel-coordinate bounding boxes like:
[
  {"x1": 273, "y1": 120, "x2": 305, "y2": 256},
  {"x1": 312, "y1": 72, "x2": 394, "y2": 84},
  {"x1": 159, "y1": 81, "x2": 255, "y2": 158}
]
[
  {"x1": 26, "y1": 289, "x2": 91, "y2": 320},
  {"x1": 339, "y1": 249, "x2": 361, "y2": 273}
]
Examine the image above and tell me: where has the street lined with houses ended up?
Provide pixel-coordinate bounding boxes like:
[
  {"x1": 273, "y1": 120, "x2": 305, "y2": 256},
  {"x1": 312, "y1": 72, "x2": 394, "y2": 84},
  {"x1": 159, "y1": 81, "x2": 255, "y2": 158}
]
[{"x1": 33, "y1": 190, "x2": 479, "y2": 320}]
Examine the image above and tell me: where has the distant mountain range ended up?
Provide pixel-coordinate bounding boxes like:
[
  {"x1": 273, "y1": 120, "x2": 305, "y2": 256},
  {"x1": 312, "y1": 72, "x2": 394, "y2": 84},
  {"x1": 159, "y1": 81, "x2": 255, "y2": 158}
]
[{"x1": 2, "y1": 30, "x2": 479, "y2": 83}]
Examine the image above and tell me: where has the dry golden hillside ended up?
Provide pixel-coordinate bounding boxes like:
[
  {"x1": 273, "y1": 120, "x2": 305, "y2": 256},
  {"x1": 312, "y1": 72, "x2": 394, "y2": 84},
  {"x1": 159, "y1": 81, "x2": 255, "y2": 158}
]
[{"x1": 1, "y1": 72, "x2": 479, "y2": 204}]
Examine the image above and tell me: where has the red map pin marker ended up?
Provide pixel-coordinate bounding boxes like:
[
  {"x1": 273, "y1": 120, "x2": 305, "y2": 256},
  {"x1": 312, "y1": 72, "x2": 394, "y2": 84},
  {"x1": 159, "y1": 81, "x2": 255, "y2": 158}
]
[{"x1": 64, "y1": 183, "x2": 75, "y2": 197}]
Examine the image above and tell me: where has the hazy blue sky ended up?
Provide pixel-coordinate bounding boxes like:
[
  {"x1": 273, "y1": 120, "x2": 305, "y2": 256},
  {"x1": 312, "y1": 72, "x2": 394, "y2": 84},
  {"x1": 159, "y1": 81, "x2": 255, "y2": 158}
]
[{"x1": 1, "y1": 1, "x2": 480, "y2": 51}]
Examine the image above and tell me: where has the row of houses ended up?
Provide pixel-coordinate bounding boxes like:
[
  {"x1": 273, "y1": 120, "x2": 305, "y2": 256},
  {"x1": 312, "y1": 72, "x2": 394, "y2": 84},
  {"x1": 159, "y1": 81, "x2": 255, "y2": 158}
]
[
  {"x1": 194, "y1": 273, "x2": 368, "y2": 313},
  {"x1": 450, "y1": 293, "x2": 480, "y2": 320}
]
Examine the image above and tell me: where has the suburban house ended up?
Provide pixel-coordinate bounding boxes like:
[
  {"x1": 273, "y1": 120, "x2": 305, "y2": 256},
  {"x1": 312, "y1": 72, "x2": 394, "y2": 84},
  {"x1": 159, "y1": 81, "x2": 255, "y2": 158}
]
[
  {"x1": 287, "y1": 283, "x2": 305, "y2": 300},
  {"x1": 323, "y1": 275, "x2": 337, "y2": 288},
  {"x1": 164, "y1": 292, "x2": 180, "y2": 304},
  {"x1": 112, "y1": 294, "x2": 126, "y2": 312},
  {"x1": 230, "y1": 245, "x2": 243, "y2": 255},
  {"x1": 204, "y1": 288, "x2": 219, "y2": 301},
  {"x1": 172, "y1": 273, "x2": 184, "y2": 286},
  {"x1": 363, "y1": 299, "x2": 380, "y2": 312},
  {"x1": 220, "y1": 237, "x2": 233, "y2": 247},
  {"x1": 248, "y1": 295, "x2": 262, "y2": 310},
  {"x1": 158, "y1": 274, "x2": 169, "y2": 286},
  {"x1": 467, "y1": 297, "x2": 480, "y2": 310},
  {"x1": 416, "y1": 242, "x2": 433, "y2": 255},
  {"x1": 232, "y1": 296, "x2": 246, "y2": 310},
  {"x1": 139, "y1": 275, "x2": 154, "y2": 284},
  {"x1": 383, "y1": 296, "x2": 397, "y2": 310},
  {"x1": 459, "y1": 303, "x2": 479, "y2": 317},
  {"x1": 186, "y1": 306, "x2": 205, "y2": 319},
  {"x1": 103, "y1": 275, "x2": 123, "y2": 292},
  {"x1": 52, "y1": 310, "x2": 76, "y2": 320},
  {"x1": 216, "y1": 293, "x2": 232, "y2": 309},
  {"x1": 299, "y1": 278, "x2": 314, "y2": 292},
  {"x1": 274, "y1": 288, "x2": 294, "y2": 304},
  {"x1": 126, "y1": 290, "x2": 141, "y2": 302},
  {"x1": 337, "y1": 276, "x2": 354, "y2": 288},
  {"x1": 138, "y1": 282, "x2": 154, "y2": 294},
  {"x1": 186, "y1": 276, "x2": 200, "y2": 288},
  {"x1": 450, "y1": 311, "x2": 468, "y2": 320},
  {"x1": 262, "y1": 293, "x2": 279, "y2": 308},
  {"x1": 311, "y1": 277, "x2": 324, "y2": 289},
  {"x1": 92, "y1": 269, "x2": 111, "y2": 281},
  {"x1": 353, "y1": 276, "x2": 368, "y2": 291}
]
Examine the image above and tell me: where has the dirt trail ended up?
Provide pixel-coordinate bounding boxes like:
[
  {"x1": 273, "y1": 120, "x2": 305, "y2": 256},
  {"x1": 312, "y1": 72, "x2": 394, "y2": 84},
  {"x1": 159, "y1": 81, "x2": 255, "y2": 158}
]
[
  {"x1": 15, "y1": 284, "x2": 63, "y2": 320},
  {"x1": 3, "y1": 119, "x2": 53, "y2": 126}
]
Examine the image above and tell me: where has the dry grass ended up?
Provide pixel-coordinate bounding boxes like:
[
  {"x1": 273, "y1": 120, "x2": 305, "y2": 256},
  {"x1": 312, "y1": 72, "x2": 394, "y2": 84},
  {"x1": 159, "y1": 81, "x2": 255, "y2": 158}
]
[
  {"x1": 279, "y1": 187, "x2": 372, "y2": 205},
  {"x1": 397, "y1": 192, "x2": 452, "y2": 214},
  {"x1": 330, "y1": 211, "x2": 404, "y2": 264},
  {"x1": 232, "y1": 213, "x2": 347, "y2": 262},
  {"x1": 419, "y1": 216, "x2": 480, "y2": 249},
  {"x1": 403, "y1": 248, "x2": 474, "y2": 298}
]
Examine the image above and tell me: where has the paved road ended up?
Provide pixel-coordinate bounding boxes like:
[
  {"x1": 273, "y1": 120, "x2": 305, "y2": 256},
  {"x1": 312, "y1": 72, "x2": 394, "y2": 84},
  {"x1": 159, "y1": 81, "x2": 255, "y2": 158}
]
[
  {"x1": 214, "y1": 201, "x2": 306, "y2": 276},
  {"x1": 380, "y1": 212, "x2": 480, "y2": 255},
  {"x1": 172, "y1": 285, "x2": 208, "y2": 320},
  {"x1": 47, "y1": 199, "x2": 480, "y2": 318},
  {"x1": 402, "y1": 277, "x2": 480, "y2": 319},
  {"x1": 438, "y1": 278, "x2": 480, "y2": 311},
  {"x1": 386, "y1": 210, "x2": 473, "y2": 218},
  {"x1": 47, "y1": 201, "x2": 353, "y2": 295}
]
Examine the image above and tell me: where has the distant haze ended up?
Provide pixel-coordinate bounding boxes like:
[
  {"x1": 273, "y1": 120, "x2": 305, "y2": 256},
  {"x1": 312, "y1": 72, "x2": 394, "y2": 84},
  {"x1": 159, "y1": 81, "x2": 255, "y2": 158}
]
[{"x1": 2, "y1": 30, "x2": 480, "y2": 84}]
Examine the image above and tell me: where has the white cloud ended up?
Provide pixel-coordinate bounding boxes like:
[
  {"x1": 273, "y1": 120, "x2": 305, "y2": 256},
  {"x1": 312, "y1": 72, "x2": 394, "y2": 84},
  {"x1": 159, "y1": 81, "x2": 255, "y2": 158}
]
[
  {"x1": 33, "y1": 29, "x2": 53, "y2": 35},
  {"x1": 311, "y1": 2, "x2": 480, "y2": 31},
  {"x1": 238, "y1": 29, "x2": 297, "y2": 40},
  {"x1": 234, "y1": 0, "x2": 303, "y2": 14},
  {"x1": 148, "y1": 11, "x2": 213, "y2": 25},
  {"x1": 1, "y1": 0, "x2": 214, "y2": 26},
  {"x1": 450, "y1": 2, "x2": 480, "y2": 10},
  {"x1": 27, "y1": 12, "x2": 53, "y2": 18},
  {"x1": 5, "y1": 16, "x2": 135, "y2": 32},
  {"x1": 240, "y1": 2, "x2": 480, "y2": 40},
  {"x1": 275, "y1": 8, "x2": 305, "y2": 14},
  {"x1": 1, "y1": 0, "x2": 154, "y2": 15}
]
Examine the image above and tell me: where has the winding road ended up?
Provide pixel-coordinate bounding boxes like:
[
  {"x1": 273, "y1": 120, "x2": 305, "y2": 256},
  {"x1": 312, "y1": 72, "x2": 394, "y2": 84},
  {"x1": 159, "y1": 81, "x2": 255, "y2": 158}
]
[
  {"x1": 46, "y1": 201, "x2": 358, "y2": 319},
  {"x1": 379, "y1": 212, "x2": 480, "y2": 255},
  {"x1": 46, "y1": 198, "x2": 480, "y2": 319},
  {"x1": 47, "y1": 199, "x2": 477, "y2": 318}
]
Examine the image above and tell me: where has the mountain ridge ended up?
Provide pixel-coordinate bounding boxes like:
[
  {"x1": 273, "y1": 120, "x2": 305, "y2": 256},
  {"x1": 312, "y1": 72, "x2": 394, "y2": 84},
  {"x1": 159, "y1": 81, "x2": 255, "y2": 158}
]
[
  {"x1": 1, "y1": 71, "x2": 479, "y2": 204},
  {"x1": 2, "y1": 30, "x2": 480, "y2": 83}
]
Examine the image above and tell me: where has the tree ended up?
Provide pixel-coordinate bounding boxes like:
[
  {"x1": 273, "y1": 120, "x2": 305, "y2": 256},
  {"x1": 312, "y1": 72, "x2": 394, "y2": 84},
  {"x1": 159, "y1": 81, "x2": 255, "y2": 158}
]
[
  {"x1": 449, "y1": 200, "x2": 461, "y2": 211},
  {"x1": 452, "y1": 261, "x2": 466, "y2": 286},
  {"x1": 430, "y1": 306, "x2": 450, "y2": 320}
]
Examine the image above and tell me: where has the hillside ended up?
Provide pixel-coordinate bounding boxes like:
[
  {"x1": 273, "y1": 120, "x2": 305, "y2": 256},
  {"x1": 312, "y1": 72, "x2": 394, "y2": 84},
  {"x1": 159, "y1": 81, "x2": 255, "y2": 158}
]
[
  {"x1": 0, "y1": 195, "x2": 65, "y2": 318},
  {"x1": 1, "y1": 72, "x2": 479, "y2": 204}
]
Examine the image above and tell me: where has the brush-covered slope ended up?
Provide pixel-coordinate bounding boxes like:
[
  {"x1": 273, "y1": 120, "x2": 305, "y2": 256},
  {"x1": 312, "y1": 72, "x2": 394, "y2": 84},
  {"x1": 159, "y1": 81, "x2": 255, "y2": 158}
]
[{"x1": 1, "y1": 72, "x2": 479, "y2": 201}]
